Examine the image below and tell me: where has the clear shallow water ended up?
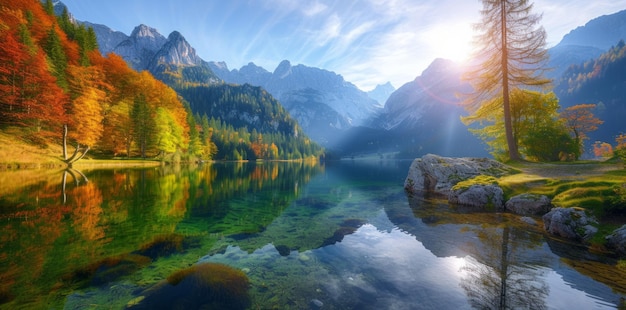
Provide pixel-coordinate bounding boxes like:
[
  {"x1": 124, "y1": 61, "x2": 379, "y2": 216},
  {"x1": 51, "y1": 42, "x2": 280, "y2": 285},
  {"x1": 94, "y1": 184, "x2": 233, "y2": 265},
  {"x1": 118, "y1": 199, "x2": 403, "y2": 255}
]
[{"x1": 0, "y1": 160, "x2": 624, "y2": 309}]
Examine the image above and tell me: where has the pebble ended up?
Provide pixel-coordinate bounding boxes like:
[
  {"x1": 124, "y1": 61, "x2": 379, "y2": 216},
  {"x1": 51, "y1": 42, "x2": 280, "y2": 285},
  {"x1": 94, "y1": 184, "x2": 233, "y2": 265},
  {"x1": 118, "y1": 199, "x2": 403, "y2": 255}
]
[{"x1": 310, "y1": 298, "x2": 324, "y2": 308}]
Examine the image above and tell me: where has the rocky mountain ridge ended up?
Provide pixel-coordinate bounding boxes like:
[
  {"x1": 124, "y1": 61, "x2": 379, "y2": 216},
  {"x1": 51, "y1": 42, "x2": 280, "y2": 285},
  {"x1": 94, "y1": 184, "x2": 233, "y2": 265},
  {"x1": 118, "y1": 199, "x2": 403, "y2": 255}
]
[{"x1": 64, "y1": 0, "x2": 626, "y2": 157}]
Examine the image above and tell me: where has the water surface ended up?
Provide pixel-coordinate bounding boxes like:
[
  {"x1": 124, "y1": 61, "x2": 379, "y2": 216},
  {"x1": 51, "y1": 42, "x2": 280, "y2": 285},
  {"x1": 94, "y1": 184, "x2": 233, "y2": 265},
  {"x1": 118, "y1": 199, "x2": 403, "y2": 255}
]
[{"x1": 0, "y1": 160, "x2": 624, "y2": 309}]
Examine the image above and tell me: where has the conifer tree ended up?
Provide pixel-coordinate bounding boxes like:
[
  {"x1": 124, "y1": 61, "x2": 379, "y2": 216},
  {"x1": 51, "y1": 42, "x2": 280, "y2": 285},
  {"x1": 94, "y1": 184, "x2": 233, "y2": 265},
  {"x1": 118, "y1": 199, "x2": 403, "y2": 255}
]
[{"x1": 464, "y1": 0, "x2": 550, "y2": 161}]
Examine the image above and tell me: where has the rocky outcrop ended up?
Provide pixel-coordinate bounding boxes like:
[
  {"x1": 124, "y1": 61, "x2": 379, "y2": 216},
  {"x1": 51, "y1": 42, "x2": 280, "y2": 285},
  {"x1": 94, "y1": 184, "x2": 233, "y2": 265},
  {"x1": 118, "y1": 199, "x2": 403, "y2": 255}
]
[
  {"x1": 404, "y1": 154, "x2": 517, "y2": 195},
  {"x1": 542, "y1": 207, "x2": 598, "y2": 241},
  {"x1": 505, "y1": 193, "x2": 552, "y2": 215},
  {"x1": 448, "y1": 184, "x2": 504, "y2": 210},
  {"x1": 605, "y1": 225, "x2": 626, "y2": 256}
]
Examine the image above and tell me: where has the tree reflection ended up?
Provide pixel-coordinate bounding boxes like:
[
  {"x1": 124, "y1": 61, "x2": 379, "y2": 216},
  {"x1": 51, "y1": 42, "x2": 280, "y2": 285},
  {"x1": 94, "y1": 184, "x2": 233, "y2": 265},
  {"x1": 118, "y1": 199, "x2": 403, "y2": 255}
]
[
  {"x1": 61, "y1": 167, "x2": 89, "y2": 204},
  {"x1": 460, "y1": 225, "x2": 548, "y2": 309},
  {"x1": 399, "y1": 195, "x2": 550, "y2": 309}
]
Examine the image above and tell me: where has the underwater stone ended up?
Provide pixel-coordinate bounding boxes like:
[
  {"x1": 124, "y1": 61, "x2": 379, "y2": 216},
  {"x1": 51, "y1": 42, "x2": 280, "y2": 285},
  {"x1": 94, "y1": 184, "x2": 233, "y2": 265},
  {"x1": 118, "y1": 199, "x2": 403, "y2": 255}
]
[{"x1": 310, "y1": 298, "x2": 324, "y2": 308}]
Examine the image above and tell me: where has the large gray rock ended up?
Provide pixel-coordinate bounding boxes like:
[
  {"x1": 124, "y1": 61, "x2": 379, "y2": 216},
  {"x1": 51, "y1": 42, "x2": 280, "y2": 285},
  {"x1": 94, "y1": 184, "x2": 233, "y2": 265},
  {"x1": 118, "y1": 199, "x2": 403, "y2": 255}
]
[
  {"x1": 404, "y1": 154, "x2": 516, "y2": 195},
  {"x1": 542, "y1": 207, "x2": 598, "y2": 241},
  {"x1": 605, "y1": 225, "x2": 626, "y2": 256},
  {"x1": 505, "y1": 193, "x2": 552, "y2": 215},
  {"x1": 448, "y1": 184, "x2": 505, "y2": 210}
]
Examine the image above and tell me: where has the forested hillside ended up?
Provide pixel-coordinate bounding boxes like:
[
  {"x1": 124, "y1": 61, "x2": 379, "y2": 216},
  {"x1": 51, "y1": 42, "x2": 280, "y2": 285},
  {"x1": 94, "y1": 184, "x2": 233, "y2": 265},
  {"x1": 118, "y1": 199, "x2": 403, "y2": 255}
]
[
  {"x1": 0, "y1": 0, "x2": 322, "y2": 162},
  {"x1": 180, "y1": 84, "x2": 323, "y2": 161},
  {"x1": 556, "y1": 40, "x2": 626, "y2": 146}
]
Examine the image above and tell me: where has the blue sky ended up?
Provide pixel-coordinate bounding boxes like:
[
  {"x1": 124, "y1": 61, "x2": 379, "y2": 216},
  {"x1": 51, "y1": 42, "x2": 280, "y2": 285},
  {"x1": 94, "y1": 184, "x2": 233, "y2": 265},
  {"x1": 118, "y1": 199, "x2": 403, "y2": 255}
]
[{"x1": 61, "y1": 0, "x2": 626, "y2": 91}]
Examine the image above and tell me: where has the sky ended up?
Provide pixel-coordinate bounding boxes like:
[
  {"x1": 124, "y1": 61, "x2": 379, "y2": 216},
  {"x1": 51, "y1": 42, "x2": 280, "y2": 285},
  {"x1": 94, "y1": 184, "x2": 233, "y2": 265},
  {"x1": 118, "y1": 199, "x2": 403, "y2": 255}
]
[{"x1": 61, "y1": 0, "x2": 626, "y2": 91}]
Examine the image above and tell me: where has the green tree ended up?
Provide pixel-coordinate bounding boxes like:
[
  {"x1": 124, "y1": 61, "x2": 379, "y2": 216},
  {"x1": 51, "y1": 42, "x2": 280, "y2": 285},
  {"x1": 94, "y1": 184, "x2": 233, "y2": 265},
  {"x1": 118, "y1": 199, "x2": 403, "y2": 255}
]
[
  {"x1": 464, "y1": 89, "x2": 575, "y2": 161},
  {"x1": 155, "y1": 107, "x2": 183, "y2": 155},
  {"x1": 131, "y1": 94, "x2": 155, "y2": 158},
  {"x1": 464, "y1": 0, "x2": 550, "y2": 161},
  {"x1": 43, "y1": 27, "x2": 68, "y2": 90}
]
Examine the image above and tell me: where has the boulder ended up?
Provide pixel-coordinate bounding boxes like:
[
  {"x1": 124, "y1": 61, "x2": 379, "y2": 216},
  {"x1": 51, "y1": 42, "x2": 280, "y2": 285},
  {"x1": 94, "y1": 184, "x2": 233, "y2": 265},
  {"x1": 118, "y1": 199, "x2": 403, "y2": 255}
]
[
  {"x1": 505, "y1": 193, "x2": 552, "y2": 215},
  {"x1": 542, "y1": 207, "x2": 598, "y2": 241},
  {"x1": 605, "y1": 225, "x2": 626, "y2": 256},
  {"x1": 448, "y1": 184, "x2": 504, "y2": 210},
  {"x1": 404, "y1": 154, "x2": 517, "y2": 195}
]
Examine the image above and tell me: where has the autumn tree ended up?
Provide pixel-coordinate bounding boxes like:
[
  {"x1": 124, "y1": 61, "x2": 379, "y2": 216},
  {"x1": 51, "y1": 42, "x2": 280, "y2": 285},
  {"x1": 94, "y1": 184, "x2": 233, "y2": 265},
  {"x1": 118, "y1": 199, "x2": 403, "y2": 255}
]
[
  {"x1": 155, "y1": 107, "x2": 184, "y2": 156},
  {"x1": 560, "y1": 103, "x2": 603, "y2": 159},
  {"x1": 464, "y1": 88, "x2": 575, "y2": 161},
  {"x1": 0, "y1": 23, "x2": 67, "y2": 134},
  {"x1": 464, "y1": 0, "x2": 550, "y2": 161},
  {"x1": 592, "y1": 141, "x2": 613, "y2": 158}
]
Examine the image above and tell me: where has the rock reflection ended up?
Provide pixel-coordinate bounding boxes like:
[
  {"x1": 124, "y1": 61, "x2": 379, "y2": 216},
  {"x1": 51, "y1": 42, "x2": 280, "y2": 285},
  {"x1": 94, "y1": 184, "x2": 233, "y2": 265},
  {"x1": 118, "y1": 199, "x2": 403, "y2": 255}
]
[{"x1": 392, "y1": 194, "x2": 549, "y2": 309}]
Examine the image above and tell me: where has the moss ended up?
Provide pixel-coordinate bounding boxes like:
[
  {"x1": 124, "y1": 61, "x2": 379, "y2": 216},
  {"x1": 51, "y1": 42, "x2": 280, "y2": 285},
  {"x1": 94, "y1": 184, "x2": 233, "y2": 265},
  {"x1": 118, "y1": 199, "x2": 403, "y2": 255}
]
[
  {"x1": 451, "y1": 175, "x2": 499, "y2": 191},
  {"x1": 135, "y1": 263, "x2": 250, "y2": 309}
]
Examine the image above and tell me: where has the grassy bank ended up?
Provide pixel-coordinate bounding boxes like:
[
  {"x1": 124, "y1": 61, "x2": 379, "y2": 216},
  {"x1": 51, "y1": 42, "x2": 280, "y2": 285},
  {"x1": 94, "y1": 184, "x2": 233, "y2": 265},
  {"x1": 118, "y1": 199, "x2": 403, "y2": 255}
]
[
  {"x1": 499, "y1": 160, "x2": 626, "y2": 247},
  {"x1": 0, "y1": 131, "x2": 165, "y2": 170}
]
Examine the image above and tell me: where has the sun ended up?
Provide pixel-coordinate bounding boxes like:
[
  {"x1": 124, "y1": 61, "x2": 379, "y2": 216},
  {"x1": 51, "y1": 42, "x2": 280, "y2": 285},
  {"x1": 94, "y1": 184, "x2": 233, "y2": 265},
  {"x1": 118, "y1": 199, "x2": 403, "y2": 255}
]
[{"x1": 424, "y1": 22, "x2": 476, "y2": 64}]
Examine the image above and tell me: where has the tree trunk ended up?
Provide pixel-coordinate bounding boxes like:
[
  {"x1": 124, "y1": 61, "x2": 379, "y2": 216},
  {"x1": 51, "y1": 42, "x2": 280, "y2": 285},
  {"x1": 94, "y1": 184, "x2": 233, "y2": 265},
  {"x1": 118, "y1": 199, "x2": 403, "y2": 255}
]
[
  {"x1": 61, "y1": 125, "x2": 90, "y2": 167},
  {"x1": 63, "y1": 124, "x2": 68, "y2": 160},
  {"x1": 500, "y1": 0, "x2": 520, "y2": 161}
]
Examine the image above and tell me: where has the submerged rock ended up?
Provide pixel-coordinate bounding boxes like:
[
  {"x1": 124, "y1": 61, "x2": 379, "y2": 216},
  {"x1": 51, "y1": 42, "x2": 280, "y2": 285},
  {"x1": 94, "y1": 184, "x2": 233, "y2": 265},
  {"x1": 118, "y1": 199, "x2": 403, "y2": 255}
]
[
  {"x1": 131, "y1": 263, "x2": 250, "y2": 309},
  {"x1": 605, "y1": 224, "x2": 626, "y2": 256},
  {"x1": 505, "y1": 193, "x2": 552, "y2": 215},
  {"x1": 310, "y1": 298, "x2": 324, "y2": 309},
  {"x1": 520, "y1": 216, "x2": 538, "y2": 226},
  {"x1": 404, "y1": 154, "x2": 516, "y2": 195},
  {"x1": 542, "y1": 207, "x2": 598, "y2": 241}
]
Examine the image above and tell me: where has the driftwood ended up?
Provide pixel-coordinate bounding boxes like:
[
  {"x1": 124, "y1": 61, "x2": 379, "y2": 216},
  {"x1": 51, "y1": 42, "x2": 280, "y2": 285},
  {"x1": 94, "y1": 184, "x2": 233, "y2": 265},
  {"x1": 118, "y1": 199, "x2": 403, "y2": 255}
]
[{"x1": 62, "y1": 124, "x2": 90, "y2": 168}]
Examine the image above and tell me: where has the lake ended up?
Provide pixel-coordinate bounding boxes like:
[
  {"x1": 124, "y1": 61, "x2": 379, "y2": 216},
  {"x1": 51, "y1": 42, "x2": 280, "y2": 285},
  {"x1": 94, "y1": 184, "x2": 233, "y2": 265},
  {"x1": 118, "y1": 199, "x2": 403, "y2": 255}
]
[{"x1": 0, "y1": 160, "x2": 624, "y2": 309}]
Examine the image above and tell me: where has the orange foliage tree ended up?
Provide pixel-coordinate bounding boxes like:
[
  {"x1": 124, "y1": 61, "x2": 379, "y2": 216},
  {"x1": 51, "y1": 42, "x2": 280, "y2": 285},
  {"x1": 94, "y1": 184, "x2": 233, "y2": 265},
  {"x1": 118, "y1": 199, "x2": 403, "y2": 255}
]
[
  {"x1": 561, "y1": 104, "x2": 603, "y2": 158},
  {"x1": 592, "y1": 141, "x2": 613, "y2": 158}
]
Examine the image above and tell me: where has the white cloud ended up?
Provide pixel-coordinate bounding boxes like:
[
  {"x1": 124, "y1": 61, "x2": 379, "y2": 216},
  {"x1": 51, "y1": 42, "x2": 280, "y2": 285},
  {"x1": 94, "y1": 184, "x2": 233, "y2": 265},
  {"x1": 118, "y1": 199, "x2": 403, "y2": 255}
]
[{"x1": 303, "y1": 2, "x2": 328, "y2": 16}]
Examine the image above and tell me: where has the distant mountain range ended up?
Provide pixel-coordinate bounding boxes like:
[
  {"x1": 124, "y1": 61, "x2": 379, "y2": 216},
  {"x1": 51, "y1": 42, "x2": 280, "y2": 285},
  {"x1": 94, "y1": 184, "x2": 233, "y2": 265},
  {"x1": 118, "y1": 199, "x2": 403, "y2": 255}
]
[
  {"x1": 208, "y1": 60, "x2": 384, "y2": 145},
  {"x1": 68, "y1": 0, "x2": 626, "y2": 158}
]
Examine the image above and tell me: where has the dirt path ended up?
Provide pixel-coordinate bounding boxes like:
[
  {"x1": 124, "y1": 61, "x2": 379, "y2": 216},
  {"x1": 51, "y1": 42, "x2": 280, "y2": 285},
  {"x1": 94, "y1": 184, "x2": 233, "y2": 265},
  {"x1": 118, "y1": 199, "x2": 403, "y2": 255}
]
[{"x1": 515, "y1": 162, "x2": 623, "y2": 179}]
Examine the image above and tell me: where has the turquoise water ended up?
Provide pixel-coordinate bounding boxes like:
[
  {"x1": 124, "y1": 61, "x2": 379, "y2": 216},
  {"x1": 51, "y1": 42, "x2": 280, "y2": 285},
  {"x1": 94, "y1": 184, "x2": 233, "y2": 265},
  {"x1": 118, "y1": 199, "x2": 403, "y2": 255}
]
[{"x1": 0, "y1": 160, "x2": 624, "y2": 309}]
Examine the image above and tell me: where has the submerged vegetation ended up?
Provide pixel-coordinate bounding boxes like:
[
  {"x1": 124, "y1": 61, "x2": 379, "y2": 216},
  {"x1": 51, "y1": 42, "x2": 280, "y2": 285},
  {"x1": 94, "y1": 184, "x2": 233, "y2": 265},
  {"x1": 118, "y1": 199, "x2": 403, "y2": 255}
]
[{"x1": 132, "y1": 263, "x2": 251, "y2": 309}]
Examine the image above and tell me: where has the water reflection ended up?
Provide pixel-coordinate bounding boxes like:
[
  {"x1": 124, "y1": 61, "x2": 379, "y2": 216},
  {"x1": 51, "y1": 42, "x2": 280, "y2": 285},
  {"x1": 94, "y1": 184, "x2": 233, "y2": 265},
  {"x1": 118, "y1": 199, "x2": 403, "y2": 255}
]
[
  {"x1": 0, "y1": 161, "x2": 321, "y2": 309},
  {"x1": 0, "y1": 160, "x2": 624, "y2": 309}
]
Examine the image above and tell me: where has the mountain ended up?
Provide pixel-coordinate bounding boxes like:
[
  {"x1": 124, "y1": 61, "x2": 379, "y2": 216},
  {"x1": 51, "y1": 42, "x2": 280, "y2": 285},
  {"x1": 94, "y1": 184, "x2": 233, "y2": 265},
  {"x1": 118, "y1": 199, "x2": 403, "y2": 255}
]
[
  {"x1": 555, "y1": 40, "x2": 626, "y2": 146},
  {"x1": 83, "y1": 21, "x2": 128, "y2": 54},
  {"x1": 209, "y1": 60, "x2": 383, "y2": 146},
  {"x1": 559, "y1": 10, "x2": 626, "y2": 50},
  {"x1": 548, "y1": 9, "x2": 626, "y2": 81},
  {"x1": 367, "y1": 82, "x2": 395, "y2": 106},
  {"x1": 111, "y1": 24, "x2": 167, "y2": 71},
  {"x1": 88, "y1": 23, "x2": 220, "y2": 87},
  {"x1": 333, "y1": 59, "x2": 487, "y2": 158}
]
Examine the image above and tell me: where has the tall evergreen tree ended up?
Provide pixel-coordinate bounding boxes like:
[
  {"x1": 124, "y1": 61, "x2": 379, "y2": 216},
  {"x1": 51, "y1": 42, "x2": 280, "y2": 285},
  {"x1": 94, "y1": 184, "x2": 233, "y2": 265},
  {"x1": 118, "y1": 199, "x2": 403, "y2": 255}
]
[
  {"x1": 43, "y1": 27, "x2": 68, "y2": 90},
  {"x1": 131, "y1": 94, "x2": 155, "y2": 158},
  {"x1": 464, "y1": 0, "x2": 550, "y2": 161}
]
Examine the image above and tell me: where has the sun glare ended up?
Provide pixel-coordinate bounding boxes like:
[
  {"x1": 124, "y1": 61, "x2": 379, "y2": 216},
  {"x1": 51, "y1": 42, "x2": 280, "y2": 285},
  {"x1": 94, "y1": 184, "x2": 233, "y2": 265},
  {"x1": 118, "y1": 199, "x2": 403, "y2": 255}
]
[{"x1": 425, "y1": 23, "x2": 475, "y2": 64}]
